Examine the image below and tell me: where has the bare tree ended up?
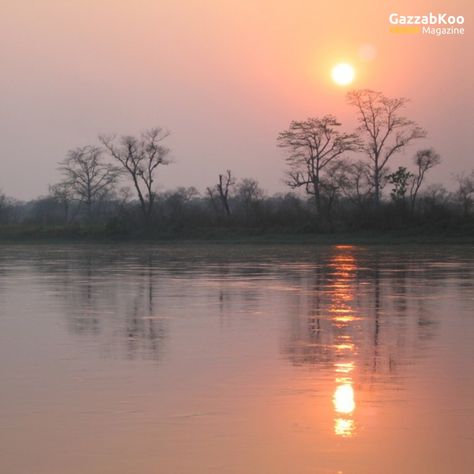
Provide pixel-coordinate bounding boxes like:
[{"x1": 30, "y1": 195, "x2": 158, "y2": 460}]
[
  {"x1": 419, "y1": 184, "x2": 449, "y2": 212},
  {"x1": 100, "y1": 128, "x2": 171, "y2": 223},
  {"x1": 237, "y1": 178, "x2": 264, "y2": 223},
  {"x1": 237, "y1": 178, "x2": 264, "y2": 204},
  {"x1": 454, "y1": 171, "x2": 474, "y2": 217},
  {"x1": 319, "y1": 159, "x2": 351, "y2": 222},
  {"x1": 347, "y1": 89, "x2": 426, "y2": 207},
  {"x1": 163, "y1": 187, "x2": 200, "y2": 222},
  {"x1": 340, "y1": 160, "x2": 373, "y2": 212},
  {"x1": 0, "y1": 191, "x2": 8, "y2": 224},
  {"x1": 277, "y1": 115, "x2": 360, "y2": 216},
  {"x1": 49, "y1": 182, "x2": 74, "y2": 223},
  {"x1": 58, "y1": 146, "x2": 121, "y2": 222},
  {"x1": 409, "y1": 148, "x2": 441, "y2": 212},
  {"x1": 168, "y1": 186, "x2": 199, "y2": 204},
  {"x1": 207, "y1": 170, "x2": 235, "y2": 217}
]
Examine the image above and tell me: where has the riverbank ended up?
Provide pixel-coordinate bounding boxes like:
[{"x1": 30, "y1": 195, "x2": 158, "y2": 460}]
[{"x1": 0, "y1": 224, "x2": 473, "y2": 245}]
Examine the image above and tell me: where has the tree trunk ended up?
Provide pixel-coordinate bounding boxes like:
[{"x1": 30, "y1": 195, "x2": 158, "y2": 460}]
[
  {"x1": 374, "y1": 166, "x2": 380, "y2": 207},
  {"x1": 313, "y1": 170, "x2": 321, "y2": 216},
  {"x1": 222, "y1": 197, "x2": 231, "y2": 217}
]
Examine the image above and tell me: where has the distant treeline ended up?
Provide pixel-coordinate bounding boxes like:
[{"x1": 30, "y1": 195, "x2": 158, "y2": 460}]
[{"x1": 1, "y1": 89, "x2": 473, "y2": 240}]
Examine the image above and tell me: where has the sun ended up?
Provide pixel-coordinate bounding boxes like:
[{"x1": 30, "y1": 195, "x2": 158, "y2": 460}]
[{"x1": 331, "y1": 63, "x2": 355, "y2": 86}]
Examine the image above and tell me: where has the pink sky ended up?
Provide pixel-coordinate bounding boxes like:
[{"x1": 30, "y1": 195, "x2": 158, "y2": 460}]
[{"x1": 0, "y1": 0, "x2": 472, "y2": 199}]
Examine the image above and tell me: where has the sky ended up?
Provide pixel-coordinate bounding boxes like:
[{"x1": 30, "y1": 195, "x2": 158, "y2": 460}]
[{"x1": 0, "y1": 0, "x2": 472, "y2": 199}]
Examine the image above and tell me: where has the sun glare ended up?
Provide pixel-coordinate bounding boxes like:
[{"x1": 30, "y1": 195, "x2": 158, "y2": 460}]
[
  {"x1": 333, "y1": 383, "x2": 355, "y2": 414},
  {"x1": 331, "y1": 63, "x2": 355, "y2": 86}
]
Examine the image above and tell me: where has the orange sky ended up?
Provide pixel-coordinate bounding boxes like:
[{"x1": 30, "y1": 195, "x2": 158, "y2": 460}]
[{"x1": 0, "y1": 0, "x2": 472, "y2": 198}]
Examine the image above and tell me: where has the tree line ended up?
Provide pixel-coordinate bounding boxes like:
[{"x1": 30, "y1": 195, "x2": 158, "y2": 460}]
[{"x1": 1, "y1": 89, "x2": 473, "y2": 238}]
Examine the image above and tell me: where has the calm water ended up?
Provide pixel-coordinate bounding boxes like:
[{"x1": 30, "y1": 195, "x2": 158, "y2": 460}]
[{"x1": 0, "y1": 244, "x2": 473, "y2": 473}]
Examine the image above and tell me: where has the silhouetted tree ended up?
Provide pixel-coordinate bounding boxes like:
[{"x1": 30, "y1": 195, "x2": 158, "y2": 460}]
[
  {"x1": 162, "y1": 187, "x2": 199, "y2": 224},
  {"x1": 237, "y1": 178, "x2": 263, "y2": 203},
  {"x1": 277, "y1": 115, "x2": 360, "y2": 216},
  {"x1": 347, "y1": 90, "x2": 426, "y2": 207},
  {"x1": 49, "y1": 182, "x2": 74, "y2": 223},
  {"x1": 100, "y1": 128, "x2": 171, "y2": 223},
  {"x1": 387, "y1": 167, "x2": 413, "y2": 207},
  {"x1": 454, "y1": 171, "x2": 474, "y2": 217},
  {"x1": 340, "y1": 160, "x2": 374, "y2": 212},
  {"x1": 0, "y1": 192, "x2": 19, "y2": 225},
  {"x1": 207, "y1": 170, "x2": 235, "y2": 217},
  {"x1": 409, "y1": 149, "x2": 441, "y2": 212},
  {"x1": 420, "y1": 184, "x2": 449, "y2": 210},
  {"x1": 0, "y1": 191, "x2": 8, "y2": 224},
  {"x1": 57, "y1": 146, "x2": 121, "y2": 222},
  {"x1": 320, "y1": 159, "x2": 351, "y2": 223},
  {"x1": 236, "y1": 178, "x2": 264, "y2": 223}
]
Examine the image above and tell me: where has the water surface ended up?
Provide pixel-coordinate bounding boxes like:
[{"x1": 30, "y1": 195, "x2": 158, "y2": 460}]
[{"x1": 0, "y1": 244, "x2": 473, "y2": 473}]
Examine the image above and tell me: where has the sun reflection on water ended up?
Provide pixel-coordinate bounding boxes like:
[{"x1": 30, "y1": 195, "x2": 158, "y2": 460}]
[
  {"x1": 333, "y1": 384, "x2": 355, "y2": 414},
  {"x1": 333, "y1": 378, "x2": 356, "y2": 438},
  {"x1": 330, "y1": 249, "x2": 358, "y2": 438},
  {"x1": 334, "y1": 417, "x2": 355, "y2": 438}
]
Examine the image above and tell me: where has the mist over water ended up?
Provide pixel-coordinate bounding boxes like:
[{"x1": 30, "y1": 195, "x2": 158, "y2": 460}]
[{"x1": 0, "y1": 244, "x2": 473, "y2": 473}]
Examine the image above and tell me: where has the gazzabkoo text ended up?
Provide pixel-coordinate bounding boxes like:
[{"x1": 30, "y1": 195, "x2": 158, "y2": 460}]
[{"x1": 389, "y1": 13, "x2": 465, "y2": 36}]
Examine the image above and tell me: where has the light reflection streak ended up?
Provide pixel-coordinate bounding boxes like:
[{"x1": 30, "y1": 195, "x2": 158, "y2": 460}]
[
  {"x1": 333, "y1": 384, "x2": 355, "y2": 414},
  {"x1": 334, "y1": 361, "x2": 354, "y2": 373},
  {"x1": 329, "y1": 249, "x2": 358, "y2": 438},
  {"x1": 334, "y1": 417, "x2": 355, "y2": 437}
]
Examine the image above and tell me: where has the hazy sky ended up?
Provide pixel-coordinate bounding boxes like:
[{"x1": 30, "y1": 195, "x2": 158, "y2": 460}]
[{"x1": 1, "y1": 0, "x2": 472, "y2": 199}]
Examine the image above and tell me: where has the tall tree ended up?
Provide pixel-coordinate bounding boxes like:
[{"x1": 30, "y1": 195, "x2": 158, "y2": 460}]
[
  {"x1": 58, "y1": 146, "x2": 120, "y2": 222},
  {"x1": 319, "y1": 159, "x2": 351, "y2": 223},
  {"x1": 49, "y1": 182, "x2": 74, "y2": 223},
  {"x1": 454, "y1": 171, "x2": 474, "y2": 217},
  {"x1": 340, "y1": 160, "x2": 374, "y2": 212},
  {"x1": 206, "y1": 170, "x2": 235, "y2": 217},
  {"x1": 277, "y1": 115, "x2": 360, "y2": 216},
  {"x1": 100, "y1": 128, "x2": 171, "y2": 223},
  {"x1": 347, "y1": 89, "x2": 426, "y2": 207},
  {"x1": 0, "y1": 191, "x2": 8, "y2": 224},
  {"x1": 237, "y1": 178, "x2": 264, "y2": 223},
  {"x1": 409, "y1": 148, "x2": 441, "y2": 212}
]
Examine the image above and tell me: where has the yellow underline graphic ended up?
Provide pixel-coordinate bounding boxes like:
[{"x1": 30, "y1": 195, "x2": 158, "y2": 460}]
[{"x1": 389, "y1": 25, "x2": 421, "y2": 34}]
